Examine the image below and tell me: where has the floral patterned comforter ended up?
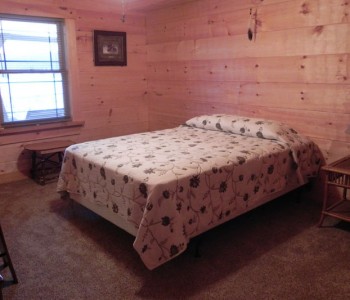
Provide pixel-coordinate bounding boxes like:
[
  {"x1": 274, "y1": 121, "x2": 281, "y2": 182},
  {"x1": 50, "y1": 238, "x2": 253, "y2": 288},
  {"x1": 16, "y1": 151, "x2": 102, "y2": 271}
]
[{"x1": 57, "y1": 114, "x2": 321, "y2": 270}]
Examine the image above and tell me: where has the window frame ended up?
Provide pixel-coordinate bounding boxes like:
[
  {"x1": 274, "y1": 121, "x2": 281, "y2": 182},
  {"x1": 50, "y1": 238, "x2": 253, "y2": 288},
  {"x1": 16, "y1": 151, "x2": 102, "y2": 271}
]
[{"x1": 0, "y1": 14, "x2": 71, "y2": 128}]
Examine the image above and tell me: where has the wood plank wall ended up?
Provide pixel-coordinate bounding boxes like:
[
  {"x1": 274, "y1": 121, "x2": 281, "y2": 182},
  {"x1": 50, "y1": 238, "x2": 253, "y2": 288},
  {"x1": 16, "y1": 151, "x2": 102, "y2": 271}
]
[
  {"x1": 1, "y1": 0, "x2": 349, "y2": 183},
  {"x1": 0, "y1": 0, "x2": 148, "y2": 183},
  {"x1": 146, "y1": 0, "x2": 350, "y2": 164}
]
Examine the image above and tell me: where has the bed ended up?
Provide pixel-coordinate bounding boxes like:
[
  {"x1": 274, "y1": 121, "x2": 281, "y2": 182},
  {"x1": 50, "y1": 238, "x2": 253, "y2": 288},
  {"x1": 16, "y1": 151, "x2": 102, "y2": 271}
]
[{"x1": 57, "y1": 114, "x2": 321, "y2": 270}]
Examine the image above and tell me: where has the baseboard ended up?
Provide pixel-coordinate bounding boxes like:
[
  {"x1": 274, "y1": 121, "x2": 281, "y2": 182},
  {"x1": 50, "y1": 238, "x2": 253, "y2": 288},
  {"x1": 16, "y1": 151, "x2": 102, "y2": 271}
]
[{"x1": 0, "y1": 171, "x2": 29, "y2": 185}]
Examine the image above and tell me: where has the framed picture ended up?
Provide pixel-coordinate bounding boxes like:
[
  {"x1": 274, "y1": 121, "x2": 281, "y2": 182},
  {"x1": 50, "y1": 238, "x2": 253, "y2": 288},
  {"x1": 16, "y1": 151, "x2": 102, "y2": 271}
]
[{"x1": 93, "y1": 30, "x2": 127, "y2": 66}]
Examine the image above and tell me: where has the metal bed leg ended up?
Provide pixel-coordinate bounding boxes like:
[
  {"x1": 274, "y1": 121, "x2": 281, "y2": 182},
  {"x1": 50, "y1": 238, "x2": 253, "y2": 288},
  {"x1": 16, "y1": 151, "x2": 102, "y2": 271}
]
[{"x1": 194, "y1": 237, "x2": 202, "y2": 258}]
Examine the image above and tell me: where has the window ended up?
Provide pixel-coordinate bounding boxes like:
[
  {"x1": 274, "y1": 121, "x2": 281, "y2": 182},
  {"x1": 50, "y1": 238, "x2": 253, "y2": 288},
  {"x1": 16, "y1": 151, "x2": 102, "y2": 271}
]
[{"x1": 0, "y1": 15, "x2": 70, "y2": 127}]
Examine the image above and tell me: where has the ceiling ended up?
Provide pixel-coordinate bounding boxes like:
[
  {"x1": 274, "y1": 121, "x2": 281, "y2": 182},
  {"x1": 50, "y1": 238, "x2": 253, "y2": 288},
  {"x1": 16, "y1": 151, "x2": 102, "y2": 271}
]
[{"x1": 117, "y1": 0, "x2": 195, "y2": 12}]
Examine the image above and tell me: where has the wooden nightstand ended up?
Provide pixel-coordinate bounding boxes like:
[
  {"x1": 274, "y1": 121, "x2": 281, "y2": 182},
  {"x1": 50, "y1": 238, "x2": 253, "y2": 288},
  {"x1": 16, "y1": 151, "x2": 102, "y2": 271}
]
[
  {"x1": 24, "y1": 140, "x2": 74, "y2": 185},
  {"x1": 318, "y1": 155, "x2": 350, "y2": 226}
]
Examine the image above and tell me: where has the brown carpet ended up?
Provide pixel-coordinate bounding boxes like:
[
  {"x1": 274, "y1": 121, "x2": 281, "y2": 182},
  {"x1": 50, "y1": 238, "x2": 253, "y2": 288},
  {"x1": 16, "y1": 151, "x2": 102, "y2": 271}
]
[{"x1": 1, "y1": 179, "x2": 349, "y2": 300}]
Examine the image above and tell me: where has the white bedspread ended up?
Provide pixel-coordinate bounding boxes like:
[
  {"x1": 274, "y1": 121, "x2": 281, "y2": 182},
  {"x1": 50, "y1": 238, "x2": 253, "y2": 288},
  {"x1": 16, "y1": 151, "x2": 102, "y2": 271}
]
[{"x1": 57, "y1": 115, "x2": 321, "y2": 269}]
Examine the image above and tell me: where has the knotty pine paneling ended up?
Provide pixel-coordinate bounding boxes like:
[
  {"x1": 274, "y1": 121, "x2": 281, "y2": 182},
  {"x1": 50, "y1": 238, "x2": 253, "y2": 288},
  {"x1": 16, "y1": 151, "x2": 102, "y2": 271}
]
[
  {"x1": 146, "y1": 0, "x2": 349, "y2": 40},
  {"x1": 147, "y1": 80, "x2": 349, "y2": 115},
  {"x1": 146, "y1": 0, "x2": 350, "y2": 164},
  {"x1": 238, "y1": 82, "x2": 349, "y2": 114},
  {"x1": 1, "y1": 0, "x2": 350, "y2": 183},
  {"x1": 146, "y1": 0, "x2": 289, "y2": 27},
  {"x1": 3, "y1": 0, "x2": 126, "y2": 14},
  {"x1": 147, "y1": 23, "x2": 350, "y2": 62},
  {"x1": 77, "y1": 121, "x2": 149, "y2": 143},
  {"x1": 76, "y1": 10, "x2": 145, "y2": 34},
  {"x1": 0, "y1": 0, "x2": 148, "y2": 182},
  {"x1": 1, "y1": 0, "x2": 77, "y2": 18},
  {"x1": 147, "y1": 55, "x2": 349, "y2": 84}
]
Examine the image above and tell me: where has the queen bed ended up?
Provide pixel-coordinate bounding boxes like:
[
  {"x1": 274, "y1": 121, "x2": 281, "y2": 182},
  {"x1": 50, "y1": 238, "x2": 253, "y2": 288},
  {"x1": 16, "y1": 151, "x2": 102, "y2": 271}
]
[{"x1": 57, "y1": 114, "x2": 321, "y2": 270}]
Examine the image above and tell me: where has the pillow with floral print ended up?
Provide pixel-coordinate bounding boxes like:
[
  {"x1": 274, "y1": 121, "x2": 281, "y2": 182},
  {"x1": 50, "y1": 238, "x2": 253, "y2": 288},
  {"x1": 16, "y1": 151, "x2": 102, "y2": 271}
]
[
  {"x1": 185, "y1": 114, "x2": 226, "y2": 132},
  {"x1": 186, "y1": 114, "x2": 322, "y2": 185},
  {"x1": 185, "y1": 114, "x2": 299, "y2": 141}
]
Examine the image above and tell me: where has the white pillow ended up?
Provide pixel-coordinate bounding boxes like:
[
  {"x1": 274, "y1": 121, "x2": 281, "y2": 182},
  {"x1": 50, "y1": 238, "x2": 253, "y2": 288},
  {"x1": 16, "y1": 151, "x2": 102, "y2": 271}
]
[{"x1": 185, "y1": 114, "x2": 298, "y2": 141}]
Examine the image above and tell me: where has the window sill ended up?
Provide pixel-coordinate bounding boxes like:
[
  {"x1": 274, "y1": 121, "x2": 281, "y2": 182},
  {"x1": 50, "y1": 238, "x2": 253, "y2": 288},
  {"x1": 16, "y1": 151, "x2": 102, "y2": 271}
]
[{"x1": 0, "y1": 120, "x2": 85, "y2": 136}]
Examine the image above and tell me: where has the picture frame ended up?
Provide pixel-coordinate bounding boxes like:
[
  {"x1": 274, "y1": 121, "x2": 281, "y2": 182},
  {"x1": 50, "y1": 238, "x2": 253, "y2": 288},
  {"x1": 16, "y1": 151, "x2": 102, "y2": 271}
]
[{"x1": 93, "y1": 30, "x2": 127, "y2": 66}]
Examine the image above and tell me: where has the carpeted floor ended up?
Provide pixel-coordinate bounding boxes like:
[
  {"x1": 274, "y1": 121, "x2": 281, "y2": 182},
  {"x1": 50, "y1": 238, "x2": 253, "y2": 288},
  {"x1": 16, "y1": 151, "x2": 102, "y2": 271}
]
[{"x1": 1, "y1": 179, "x2": 350, "y2": 300}]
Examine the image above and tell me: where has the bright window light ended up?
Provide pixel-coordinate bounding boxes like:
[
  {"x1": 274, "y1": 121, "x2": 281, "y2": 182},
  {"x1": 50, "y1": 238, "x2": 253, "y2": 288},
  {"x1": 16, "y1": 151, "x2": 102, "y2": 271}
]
[{"x1": 0, "y1": 15, "x2": 70, "y2": 126}]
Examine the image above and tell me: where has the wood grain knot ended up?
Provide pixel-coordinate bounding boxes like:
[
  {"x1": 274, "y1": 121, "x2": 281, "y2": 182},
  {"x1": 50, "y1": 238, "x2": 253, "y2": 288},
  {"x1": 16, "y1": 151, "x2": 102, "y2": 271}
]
[
  {"x1": 300, "y1": 3, "x2": 311, "y2": 14},
  {"x1": 313, "y1": 25, "x2": 324, "y2": 35}
]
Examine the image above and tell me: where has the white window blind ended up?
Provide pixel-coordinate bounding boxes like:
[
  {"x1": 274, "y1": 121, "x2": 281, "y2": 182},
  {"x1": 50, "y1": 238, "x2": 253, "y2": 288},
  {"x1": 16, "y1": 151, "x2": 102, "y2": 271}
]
[{"x1": 0, "y1": 15, "x2": 70, "y2": 126}]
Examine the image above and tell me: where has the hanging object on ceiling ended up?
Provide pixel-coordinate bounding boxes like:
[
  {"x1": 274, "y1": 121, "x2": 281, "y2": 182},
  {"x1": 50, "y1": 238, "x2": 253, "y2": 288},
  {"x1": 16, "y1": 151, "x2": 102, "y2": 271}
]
[
  {"x1": 247, "y1": 8, "x2": 254, "y2": 41},
  {"x1": 247, "y1": 8, "x2": 258, "y2": 41},
  {"x1": 121, "y1": 0, "x2": 126, "y2": 23},
  {"x1": 247, "y1": 8, "x2": 253, "y2": 40}
]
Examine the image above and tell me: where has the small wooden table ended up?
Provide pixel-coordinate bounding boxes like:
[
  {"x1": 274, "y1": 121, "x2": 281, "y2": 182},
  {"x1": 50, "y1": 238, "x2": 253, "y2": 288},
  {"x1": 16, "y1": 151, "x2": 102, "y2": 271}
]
[
  {"x1": 318, "y1": 155, "x2": 350, "y2": 226},
  {"x1": 24, "y1": 140, "x2": 74, "y2": 185}
]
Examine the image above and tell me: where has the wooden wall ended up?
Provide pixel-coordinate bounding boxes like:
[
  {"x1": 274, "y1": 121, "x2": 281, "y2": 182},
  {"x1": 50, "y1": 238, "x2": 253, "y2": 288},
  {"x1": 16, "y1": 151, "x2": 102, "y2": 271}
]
[
  {"x1": 1, "y1": 0, "x2": 349, "y2": 183},
  {"x1": 0, "y1": 0, "x2": 148, "y2": 183},
  {"x1": 146, "y1": 0, "x2": 350, "y2": 163}
]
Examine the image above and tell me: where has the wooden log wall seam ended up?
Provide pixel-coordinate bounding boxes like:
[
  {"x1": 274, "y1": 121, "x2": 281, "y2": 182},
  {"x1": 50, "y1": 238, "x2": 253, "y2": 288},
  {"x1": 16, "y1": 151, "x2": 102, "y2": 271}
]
[
  {"x1": 146, "y1": 0, "x2": 350, "y2": 163},
  {"x1": 0, "y1": 0, "x2": 349, "y2": 182},
  {"x1": 0, "y1": 0, "x2": 148, "y2": 182}
]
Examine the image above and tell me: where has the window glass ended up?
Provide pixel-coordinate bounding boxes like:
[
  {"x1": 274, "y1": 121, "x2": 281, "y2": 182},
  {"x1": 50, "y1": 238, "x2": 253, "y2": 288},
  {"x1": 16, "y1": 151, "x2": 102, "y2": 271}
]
[{"x1": 0, "y1": 15, "x2": 70, "y2": 126}]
